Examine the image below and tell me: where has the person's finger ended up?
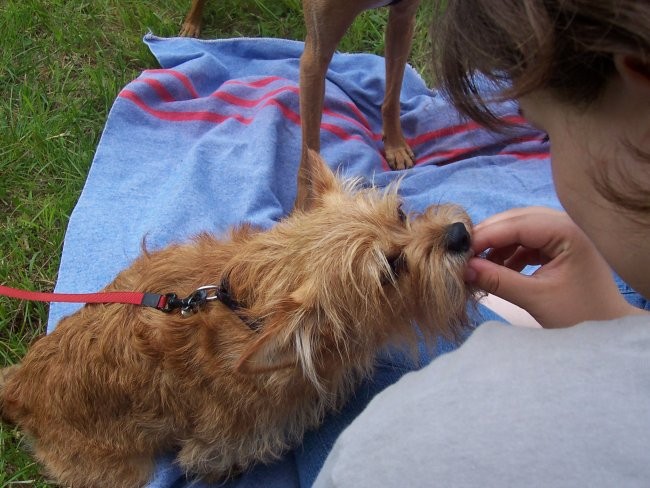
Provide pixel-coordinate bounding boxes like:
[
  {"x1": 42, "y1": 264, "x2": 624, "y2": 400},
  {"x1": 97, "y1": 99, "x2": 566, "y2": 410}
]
[
  {"x1": 472, "y1": 212, "x2": 571, "y2": 259},
  {"x1": 502, "y1": 246, "x2": 550, "y2": 271},
  {"x1": 466, "y1": 256, "x2": 544, "y2": 307},
  {"x1": 485, "y1": 245, "x2": 552, "y2": 270},
  {"x1": 483, "y1": 243, "x2": 520, "y2": 265}
]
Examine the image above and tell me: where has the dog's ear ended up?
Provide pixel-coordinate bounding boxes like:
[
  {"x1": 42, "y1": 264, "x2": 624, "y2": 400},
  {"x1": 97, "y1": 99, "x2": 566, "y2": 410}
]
[
  {"x1": 235, "y1": 291, "x2": 304, "y2": 374},
  {"x1": 235, "y1": 326, "x2": 297, "y2": 374},
  {"x1": 294, "y1": 150, "x2": 339, "y2": 212},
  {"x1": 236, "y1": 284, "x2": 318, "y2": 377}
]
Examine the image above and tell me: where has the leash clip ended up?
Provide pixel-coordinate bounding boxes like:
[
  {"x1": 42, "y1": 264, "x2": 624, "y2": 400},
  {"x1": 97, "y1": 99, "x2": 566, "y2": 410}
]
[{"x1": 161, "y1": 285, "x2": 222, "y2": 317}]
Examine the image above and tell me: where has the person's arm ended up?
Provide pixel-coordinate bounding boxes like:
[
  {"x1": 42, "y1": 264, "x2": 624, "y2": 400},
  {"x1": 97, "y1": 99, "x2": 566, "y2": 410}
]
[{"x1": 480, "y1": 293, "x2": 541, "y2": 327}]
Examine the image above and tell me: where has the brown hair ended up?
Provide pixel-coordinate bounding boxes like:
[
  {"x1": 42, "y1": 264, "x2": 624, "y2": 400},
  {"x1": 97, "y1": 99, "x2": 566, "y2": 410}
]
[
  {"x1": 431, "y1": 0, "x2": 650, "y2": 217},
  {"x1": 431, "y1": 0, "x2": 650, "y2": 129}
]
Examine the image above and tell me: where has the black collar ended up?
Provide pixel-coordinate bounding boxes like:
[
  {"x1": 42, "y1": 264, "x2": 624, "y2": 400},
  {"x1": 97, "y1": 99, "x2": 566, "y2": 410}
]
[
  {"x1": 214, "y1": 278, "x2": 262, "y2": 331},
  {"x1": 152, "y1": 280, "x2": 261, "y2": 331}
]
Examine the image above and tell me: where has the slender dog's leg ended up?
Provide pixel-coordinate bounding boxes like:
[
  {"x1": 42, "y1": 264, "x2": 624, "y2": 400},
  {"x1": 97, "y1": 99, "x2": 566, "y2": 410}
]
[
  {"x1": 382, "y1": 0, "x2": 420, "y2": 170},
  {"x1": 296, "y1": 1, "x2": 361, "y2": 210},
  {"x1": 180, "y1": 0, "x2": 208, "y2": 37}
]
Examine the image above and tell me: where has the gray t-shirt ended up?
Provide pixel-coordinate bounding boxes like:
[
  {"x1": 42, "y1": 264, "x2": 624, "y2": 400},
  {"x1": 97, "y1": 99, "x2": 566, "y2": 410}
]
[{"x1": 315, "y1": 315, "x2": 650, "y2": 487}]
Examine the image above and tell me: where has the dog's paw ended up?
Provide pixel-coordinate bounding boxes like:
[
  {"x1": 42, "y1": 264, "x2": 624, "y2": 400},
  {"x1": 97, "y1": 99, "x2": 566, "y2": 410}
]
[
  {"x1": 385, "y1": 145, "x2": 415, "y2": 171},
  {"x1": 179, "y1": 22, "x2": 201, "y2": 38}
]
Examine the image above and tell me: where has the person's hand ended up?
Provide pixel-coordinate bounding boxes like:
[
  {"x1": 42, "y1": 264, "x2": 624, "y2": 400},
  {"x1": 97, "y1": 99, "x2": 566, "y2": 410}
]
[{"x1": 465, "y1": 207, "x2": 640, "y2": 328}]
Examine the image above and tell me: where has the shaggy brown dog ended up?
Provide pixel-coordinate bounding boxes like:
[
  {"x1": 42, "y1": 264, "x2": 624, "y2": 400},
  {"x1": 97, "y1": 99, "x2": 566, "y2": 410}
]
[{"x1": 0, "y1": 151, "x2": 473, "y2": 487}]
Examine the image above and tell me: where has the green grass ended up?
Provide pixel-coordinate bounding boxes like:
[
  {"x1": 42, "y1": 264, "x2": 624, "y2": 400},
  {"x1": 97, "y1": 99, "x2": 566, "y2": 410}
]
[{"x1": 0, "y1": 0, "x2": 433, "y2": 484}]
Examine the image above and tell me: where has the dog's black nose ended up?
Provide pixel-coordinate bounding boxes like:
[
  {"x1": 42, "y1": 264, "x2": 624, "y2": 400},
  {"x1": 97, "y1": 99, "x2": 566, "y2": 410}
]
[{"x1": 445, "y1": 222, "x2": 471, "y2": 253}]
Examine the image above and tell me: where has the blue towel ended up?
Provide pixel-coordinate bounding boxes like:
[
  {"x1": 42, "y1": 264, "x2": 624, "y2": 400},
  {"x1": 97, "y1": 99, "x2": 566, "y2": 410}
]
[{"x1": 48, "y1": 34, "x2": 559, "y2": 486}]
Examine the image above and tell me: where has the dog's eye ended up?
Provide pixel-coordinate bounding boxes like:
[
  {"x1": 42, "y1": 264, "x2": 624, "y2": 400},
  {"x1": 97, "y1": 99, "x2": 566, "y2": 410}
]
[
  {"x1": 382, "y1": 253, "x2": 408, "y2": 285},
  {"x1": 397, "y1": 205, "x2": 407, "y2": 223},
  {"x1": 387, "y1": 254, "x2": 401, "y2": 274}
]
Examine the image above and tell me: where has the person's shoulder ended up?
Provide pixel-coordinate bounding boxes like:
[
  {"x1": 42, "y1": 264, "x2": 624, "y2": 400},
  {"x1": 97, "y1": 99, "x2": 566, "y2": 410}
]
[{"x1": 315, "y1": 314, "x2": 650, "y2": 488}]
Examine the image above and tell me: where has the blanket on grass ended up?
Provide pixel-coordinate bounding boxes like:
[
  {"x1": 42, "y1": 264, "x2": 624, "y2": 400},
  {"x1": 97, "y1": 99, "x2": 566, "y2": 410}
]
[{"x1": 48, "y1": 33, "x2": 564, "y2": 487}]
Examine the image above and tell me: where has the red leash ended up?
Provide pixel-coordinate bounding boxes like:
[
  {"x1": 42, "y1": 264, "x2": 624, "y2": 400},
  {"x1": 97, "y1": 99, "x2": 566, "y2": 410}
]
[
  {"x1": 0, "y1": 284, "x2": 235, "y2": 318},
  {"x1": 1, "y1": 282, "x2": 261, "y2": 327},
  {"x1": 0, "y1": 284, "x2": 167, "y2": 310}
]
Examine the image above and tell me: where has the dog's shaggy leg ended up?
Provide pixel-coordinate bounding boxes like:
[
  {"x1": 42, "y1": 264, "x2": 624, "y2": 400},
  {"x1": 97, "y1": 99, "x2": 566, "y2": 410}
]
[
  {"x1": 177, "y1": 438, "x2": 242, "y2": 482},
  {"x1": 34, "y1": 441, "x2": 155, "y2": 488},
  {"x1": 0, "y1": 364, "x2": 20, "y2": 392},
  {"x1": 0, "y1": 364, "x2": 20, "y2": 423}
]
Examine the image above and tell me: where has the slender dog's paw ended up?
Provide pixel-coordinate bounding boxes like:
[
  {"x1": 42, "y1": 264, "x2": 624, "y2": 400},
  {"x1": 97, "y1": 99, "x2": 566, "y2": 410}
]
[
  {"x1": 179, "y1": 22, "x2": 201, "y2": 38},
  {"x1": 385, "y1": 145, "x2": 415, "y2": 171}
]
